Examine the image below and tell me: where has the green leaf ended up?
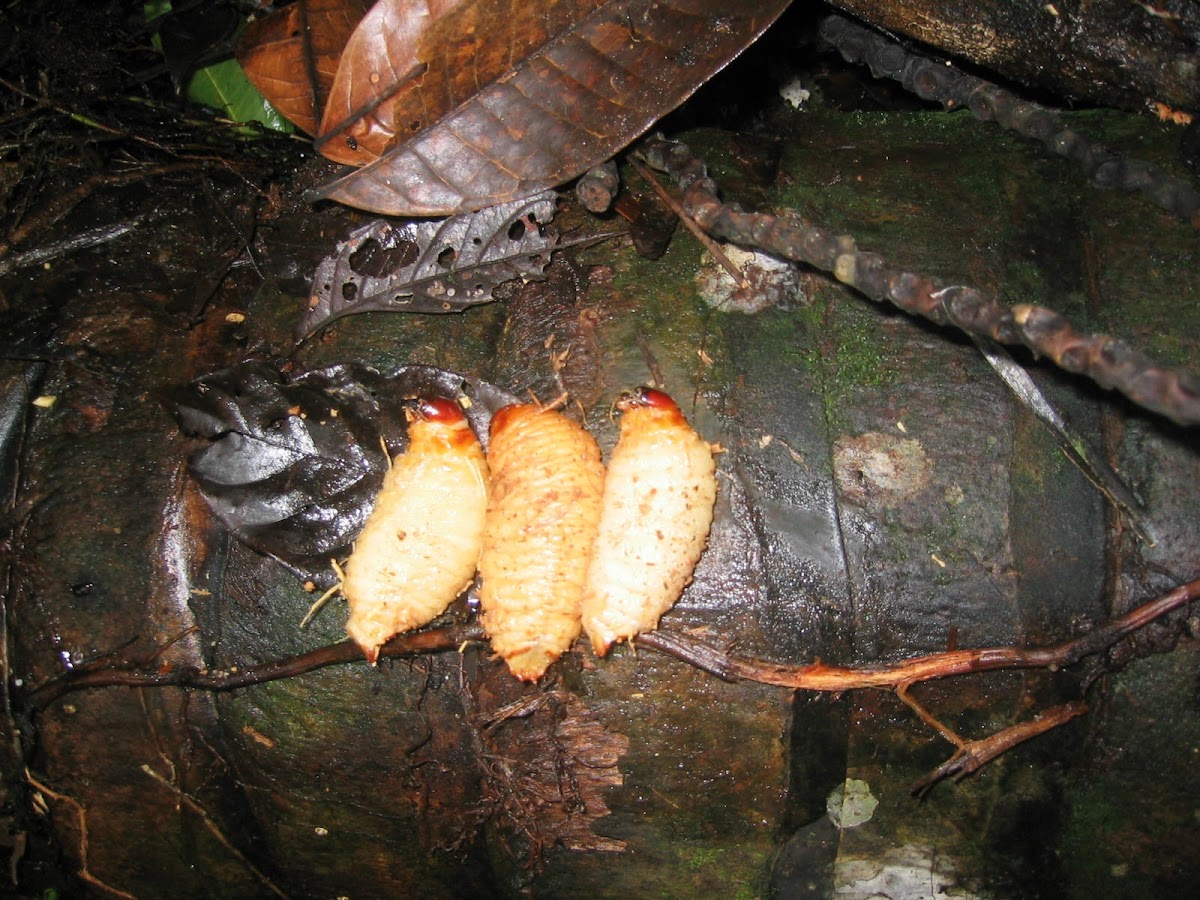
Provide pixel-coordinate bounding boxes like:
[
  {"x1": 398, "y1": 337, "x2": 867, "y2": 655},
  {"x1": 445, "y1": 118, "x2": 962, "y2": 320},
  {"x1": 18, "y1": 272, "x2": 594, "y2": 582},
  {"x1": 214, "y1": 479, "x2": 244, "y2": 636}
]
[
  {"x1": 143, "y1": 0, "x2": 171, "y2": 22},
  {"x1": 186, "y1": 58, "x2": 294, "y2": 132}
]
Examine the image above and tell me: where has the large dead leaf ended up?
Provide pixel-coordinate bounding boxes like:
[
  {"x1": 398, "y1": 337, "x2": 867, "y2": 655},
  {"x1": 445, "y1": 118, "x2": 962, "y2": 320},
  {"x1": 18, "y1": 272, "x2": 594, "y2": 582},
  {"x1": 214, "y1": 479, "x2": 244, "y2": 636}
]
[
  {"x1": 315, "y1": 0, "x2": 474, "y2": 165},
  {"x1": 308, "y1": 0, "x2": 792, "y2": 215},
  {"x1": 238, "y1": 0, "x2": 372, "y2": 136},
  {"x1": 298, "y1": 190, "x2": 560, "y2": 337}
]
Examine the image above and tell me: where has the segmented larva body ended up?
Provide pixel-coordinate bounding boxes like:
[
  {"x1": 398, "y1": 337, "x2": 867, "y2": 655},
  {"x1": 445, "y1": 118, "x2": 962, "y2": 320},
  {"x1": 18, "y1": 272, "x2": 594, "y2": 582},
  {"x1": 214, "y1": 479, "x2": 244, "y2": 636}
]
[
  {"x1": 343, "y1": 398, "x2": 489, "y2": 663},
  {"x1": 478, "y1": 403, "x2": 606, "y2": 681},
  {"x1": 582, "y1": 388, "x2": 717, "y2": 656}
]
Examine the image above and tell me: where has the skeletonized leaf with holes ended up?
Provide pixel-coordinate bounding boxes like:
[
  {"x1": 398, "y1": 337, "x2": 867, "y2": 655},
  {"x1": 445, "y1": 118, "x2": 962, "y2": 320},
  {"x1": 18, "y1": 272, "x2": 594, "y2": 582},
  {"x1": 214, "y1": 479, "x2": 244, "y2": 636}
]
[{"x1": 299, "y1": 190, "x2": 558, "y2": 338}]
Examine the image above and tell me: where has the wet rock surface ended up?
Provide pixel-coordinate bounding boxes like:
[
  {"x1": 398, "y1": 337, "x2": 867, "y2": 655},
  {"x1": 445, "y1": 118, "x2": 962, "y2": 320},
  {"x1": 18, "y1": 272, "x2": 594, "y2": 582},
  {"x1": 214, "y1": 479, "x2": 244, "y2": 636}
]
[{"x1": 3, "y1": 18, "x2": 1199, "y2": 900}]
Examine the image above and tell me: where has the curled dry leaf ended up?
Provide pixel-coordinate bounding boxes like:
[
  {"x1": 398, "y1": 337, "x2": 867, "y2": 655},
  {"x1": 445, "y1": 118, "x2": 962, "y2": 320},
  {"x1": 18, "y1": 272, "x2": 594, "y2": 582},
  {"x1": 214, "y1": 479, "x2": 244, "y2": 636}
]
[
  {"x1": 305, "y1": 0, "x2": 793, "y2": 214},
  {"x1": 299, "y1": 190, "x2": 558, "y2": 339},
  {"x1": 165, "y1": 362, "x2": 517, "y2": 586}
]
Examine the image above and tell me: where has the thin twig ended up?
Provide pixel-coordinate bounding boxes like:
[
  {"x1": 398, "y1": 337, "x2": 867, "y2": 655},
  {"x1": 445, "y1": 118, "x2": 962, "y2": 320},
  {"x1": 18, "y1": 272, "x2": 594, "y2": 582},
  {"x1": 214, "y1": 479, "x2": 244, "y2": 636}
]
[
  {"x1": 22, "y1": 575, "x2": 1198, "y2": 713},
  {"x1": 0, "y1": 75, "x2": 174, "y2": 152},
  {"x1": 19, "y1": 576, "x2": 1197, "y2": 800},
  {"x1": 0, "y1": 217, "x2": 144, "y2": 276},
  {"x1": 896, "y1": 683, "x2": 964, "y2": 748},
  {"x1": 628, "y1": 154, "x2": 750, "y2": 290},
  {"x1": 25, "y1": 624, "x2": 486, "y2": 712},
  {"x1": 0, "y1": 164, "x2": 202, "y2": 256},
  {"x1": 637, "y1": 577, "x2": 1196, "y2": 788},
  {"x1": 971, "y1": 335, "x2": 1158, "y2": 545},
  {"x1": 634, "y1": 332, "x2": 667, "y2": 390},
  {"x1": 910, "y1": 702, "x2": 1089, "y2": 796}
]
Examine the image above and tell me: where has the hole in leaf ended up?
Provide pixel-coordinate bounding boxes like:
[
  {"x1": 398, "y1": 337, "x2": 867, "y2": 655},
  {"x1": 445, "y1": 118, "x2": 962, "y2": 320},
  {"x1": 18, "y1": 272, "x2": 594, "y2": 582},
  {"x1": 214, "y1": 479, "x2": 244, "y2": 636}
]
[
  {"x1": 508, "y1": 220, "x2": 526, "y2": 241},
  {"x1": 349, "y1": 237, "x2": 418, "y2": 276},
  {"x1": 341, "y1": 281, "x2": 358, "y2": 302},
  {"x1": 392, "y1": 239, "x2": 419, "y2": 268},
  {"x1": 437, "y1": 246, "x2": 456, "y2": 268},
  {"x1": 348, "y1": 238, "x2": 380, "y2": 275}
]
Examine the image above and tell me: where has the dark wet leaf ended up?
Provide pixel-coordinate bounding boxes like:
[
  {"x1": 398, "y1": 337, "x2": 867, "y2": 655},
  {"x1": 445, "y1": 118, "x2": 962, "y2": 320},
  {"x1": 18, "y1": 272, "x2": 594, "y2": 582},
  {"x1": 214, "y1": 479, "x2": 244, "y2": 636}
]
[
  {"x1": 299, "y1": 190, "x2": 558, "y2": 338},
  {"x1": 237, "y1": 0, "x2": 372, "y2": 136},
  {"x1": 306, "y1": 0, "x2": 793, "y2": 214},
  {"x1": 164, "y1": 362, "x2": 517, "y2": 585}
]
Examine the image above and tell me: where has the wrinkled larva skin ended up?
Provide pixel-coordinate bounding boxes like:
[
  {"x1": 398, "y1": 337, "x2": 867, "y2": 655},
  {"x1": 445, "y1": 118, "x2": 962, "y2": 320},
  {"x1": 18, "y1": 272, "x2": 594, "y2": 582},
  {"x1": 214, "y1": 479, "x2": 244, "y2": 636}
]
[
  {"x1": 343, "y1": 398, "x2": 489, "y2": 663},
  {"x1": 582, "y1": 388, "x2": 717, "y2": 656},
  {"x1": 478, "y1": 403, "x2": 606, "y2": 680}
]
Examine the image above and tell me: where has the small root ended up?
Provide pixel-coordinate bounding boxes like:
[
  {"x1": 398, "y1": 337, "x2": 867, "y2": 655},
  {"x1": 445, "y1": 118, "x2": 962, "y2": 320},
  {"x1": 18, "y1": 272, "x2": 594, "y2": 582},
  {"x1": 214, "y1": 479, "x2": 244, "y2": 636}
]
[
  {"x1": 141, "y1": 765, "x2": 290, "y2": 899},
  {"x1": 299, "y1": 559, "x2": 346, "y2": 628},
  {"x1": 23, "y1": 769, "x2": 136, "y2": 899}
]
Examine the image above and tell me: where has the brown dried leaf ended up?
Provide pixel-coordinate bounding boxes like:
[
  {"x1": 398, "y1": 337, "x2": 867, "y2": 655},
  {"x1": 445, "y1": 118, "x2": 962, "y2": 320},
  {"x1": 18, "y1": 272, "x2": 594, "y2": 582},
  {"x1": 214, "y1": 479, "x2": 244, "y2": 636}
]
[
  {"x1": 314, "y1": 0, "x2": 586, "y2": 165},
  {"x1": 237, "y1": 0, "x2": 372, "y2": 136},
  {"x1": 309, "y1": 0, "x2": 792, "y2": 215}
]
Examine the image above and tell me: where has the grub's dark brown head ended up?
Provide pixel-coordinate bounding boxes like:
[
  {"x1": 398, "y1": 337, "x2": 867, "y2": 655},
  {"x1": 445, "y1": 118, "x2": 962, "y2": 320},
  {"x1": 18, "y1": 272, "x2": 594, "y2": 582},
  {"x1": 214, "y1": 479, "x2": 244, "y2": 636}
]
[
  {"x1": 617, "y1": 387, "x2": 683, "y2": 418},
  {"x1": 414, "y1": 396, "x2": 466, "y2": 424}
]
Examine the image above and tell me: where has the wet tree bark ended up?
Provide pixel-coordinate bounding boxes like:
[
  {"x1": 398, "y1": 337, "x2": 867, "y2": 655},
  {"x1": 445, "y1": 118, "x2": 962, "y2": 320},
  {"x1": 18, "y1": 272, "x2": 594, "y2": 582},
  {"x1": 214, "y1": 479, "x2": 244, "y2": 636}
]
[{"x1": 833, "y1": 0, "x2": 1200, "y2": 114}]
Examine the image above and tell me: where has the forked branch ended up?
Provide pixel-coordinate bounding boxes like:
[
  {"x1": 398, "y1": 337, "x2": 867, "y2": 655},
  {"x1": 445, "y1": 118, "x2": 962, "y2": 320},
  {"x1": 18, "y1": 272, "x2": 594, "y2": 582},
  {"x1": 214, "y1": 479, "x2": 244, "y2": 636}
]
[
  {"x1": 20, "y1": 578, "x2": 1198, "y2": 790},
  {"x1": 636, "y1": 575, "x2": 1198, "y2": 788}
]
